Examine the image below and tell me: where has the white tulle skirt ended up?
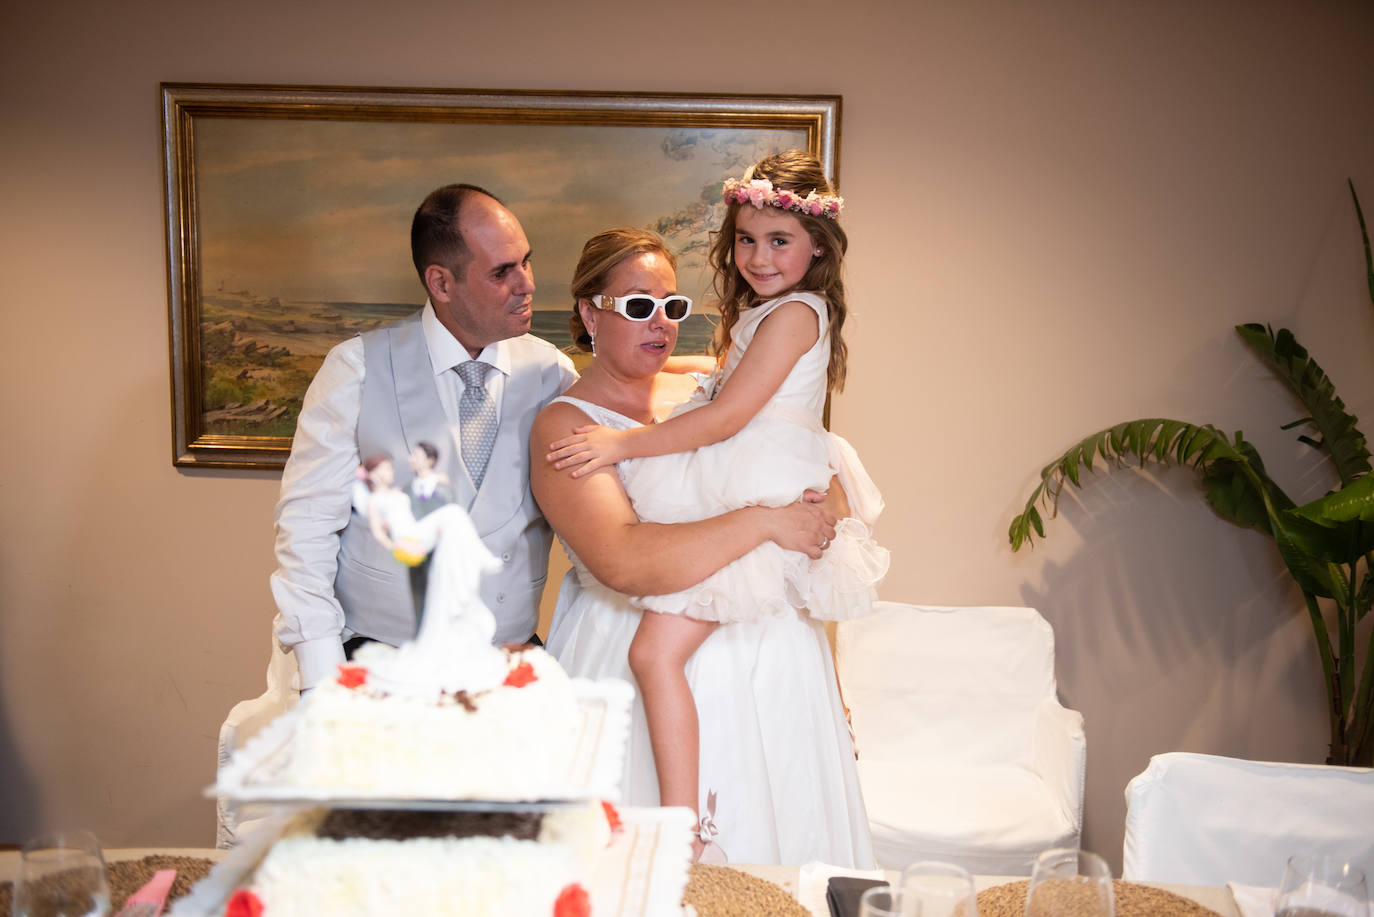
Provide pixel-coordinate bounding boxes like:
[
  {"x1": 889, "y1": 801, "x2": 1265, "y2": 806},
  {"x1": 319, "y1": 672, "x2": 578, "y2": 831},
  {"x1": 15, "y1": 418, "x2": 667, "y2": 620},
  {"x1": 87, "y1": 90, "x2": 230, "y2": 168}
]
[{"x1": 621, "y1": 408, "x2": 889, "y2": 623}]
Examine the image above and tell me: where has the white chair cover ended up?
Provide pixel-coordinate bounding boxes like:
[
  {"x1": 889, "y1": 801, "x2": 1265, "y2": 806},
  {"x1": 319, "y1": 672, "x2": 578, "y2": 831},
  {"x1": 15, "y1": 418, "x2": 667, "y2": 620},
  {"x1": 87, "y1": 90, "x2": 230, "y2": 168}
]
[
  {"x1": 836, "y1": 602, "x2": 1085, "y2": 874},
  {"x1": 215, "y1": 638, "x2": 300, "y2": 848},
  {"x1": 1123, "y1": 751, "x2": 1374, "y2": 886}
]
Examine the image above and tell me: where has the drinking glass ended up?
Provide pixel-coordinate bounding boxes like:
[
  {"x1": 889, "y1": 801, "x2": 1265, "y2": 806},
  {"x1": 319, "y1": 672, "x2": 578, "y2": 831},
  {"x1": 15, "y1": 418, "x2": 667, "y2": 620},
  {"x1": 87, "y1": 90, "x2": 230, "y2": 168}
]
[
  {"x1": 12, "y1": 829, "x2": 111, "y2": 917},
  {"x1": 1024, "y1": 848, "x2": 1114, "y2": 917},
  {"x1": 860, "y1": 885, "x2": 923, "y2": 917},
  {"x1": 1276, "y1": 854, "x2": 1369, "y2": 917},
  {"x1": 901, "y1": 861, "x2": 978, "y2": 917}
]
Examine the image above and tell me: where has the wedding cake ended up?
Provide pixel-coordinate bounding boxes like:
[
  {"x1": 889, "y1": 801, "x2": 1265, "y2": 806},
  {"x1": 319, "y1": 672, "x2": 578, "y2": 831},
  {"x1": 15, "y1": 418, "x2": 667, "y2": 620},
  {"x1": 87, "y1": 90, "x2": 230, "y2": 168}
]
[{"x1": 192, "y1": 456, "x2": 686, "y2": 917}]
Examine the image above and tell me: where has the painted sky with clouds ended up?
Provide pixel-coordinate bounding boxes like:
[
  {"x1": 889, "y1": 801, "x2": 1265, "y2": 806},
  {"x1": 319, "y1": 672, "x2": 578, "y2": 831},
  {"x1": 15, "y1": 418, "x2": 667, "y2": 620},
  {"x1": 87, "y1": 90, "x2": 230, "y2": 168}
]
[{"x1": 194, "y1": 118, "x2": 803, "y2": 312}]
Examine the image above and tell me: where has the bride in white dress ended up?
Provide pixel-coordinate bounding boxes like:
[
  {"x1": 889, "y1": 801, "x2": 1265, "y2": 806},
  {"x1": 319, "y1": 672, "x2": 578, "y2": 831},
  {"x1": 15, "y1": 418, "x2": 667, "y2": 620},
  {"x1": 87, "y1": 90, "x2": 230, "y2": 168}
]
[{"x1": 531, "y1": 228, "x2": 874, "y2": 868}]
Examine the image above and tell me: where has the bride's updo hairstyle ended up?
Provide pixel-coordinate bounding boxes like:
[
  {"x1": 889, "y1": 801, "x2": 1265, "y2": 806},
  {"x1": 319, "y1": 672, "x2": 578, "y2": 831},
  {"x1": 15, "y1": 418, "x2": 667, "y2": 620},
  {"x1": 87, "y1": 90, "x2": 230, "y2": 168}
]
[
  {"x1": 708, "y1": 150, "x2": 850, "y2": 393},
  {"x1": 569, "y1": 228, "x2": 678, "y2": 354},
  {"x1": 361, "y1": 455, "x2": 389, "y2": 492}
]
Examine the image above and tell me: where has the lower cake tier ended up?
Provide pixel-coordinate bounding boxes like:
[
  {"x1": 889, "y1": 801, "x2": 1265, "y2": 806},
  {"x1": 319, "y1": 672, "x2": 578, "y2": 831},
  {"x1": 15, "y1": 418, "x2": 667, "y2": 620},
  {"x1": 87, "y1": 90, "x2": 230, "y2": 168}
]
[
  {"x1": 228, "y1": 806, "x2": 608, "y2": 917},
  {"x1": 170, "y1": 806, "x2": 696, "y2": 917},
  {"x1": 248, "y1": 835, "x2": 585, "y2": 916}
]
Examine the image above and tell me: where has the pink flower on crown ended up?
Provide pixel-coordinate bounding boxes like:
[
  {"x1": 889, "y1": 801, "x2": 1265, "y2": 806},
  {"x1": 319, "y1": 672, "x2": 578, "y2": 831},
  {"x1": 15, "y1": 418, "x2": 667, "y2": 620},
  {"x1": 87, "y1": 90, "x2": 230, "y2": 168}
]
[
  {"x1": 775, "y1": 189, "x2": 796, "y2": 209},
  {"x1": 746, "y1": 179, "x2": 773, "y2": 207},
  {"x1": 809, "y1": 201, "x2": 823, "y2": 216}
]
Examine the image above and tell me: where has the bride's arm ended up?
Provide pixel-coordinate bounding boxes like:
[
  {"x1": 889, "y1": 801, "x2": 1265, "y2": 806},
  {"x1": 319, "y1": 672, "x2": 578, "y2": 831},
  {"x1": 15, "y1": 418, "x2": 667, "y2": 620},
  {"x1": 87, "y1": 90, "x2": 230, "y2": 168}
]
[
  {"x1": 367, "y1": 494, "x2": 395, "y2": 550},
  {"x1": 531, "y1": 400, "x2": 836, "y2": 596}
]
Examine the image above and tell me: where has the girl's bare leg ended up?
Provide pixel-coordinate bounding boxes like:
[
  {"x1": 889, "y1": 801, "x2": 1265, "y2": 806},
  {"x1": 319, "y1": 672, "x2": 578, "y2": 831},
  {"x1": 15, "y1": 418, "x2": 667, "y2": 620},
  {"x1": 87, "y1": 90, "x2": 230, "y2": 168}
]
[{"x1": 628, "y1": 611, "x2": 717, "y2": 856}]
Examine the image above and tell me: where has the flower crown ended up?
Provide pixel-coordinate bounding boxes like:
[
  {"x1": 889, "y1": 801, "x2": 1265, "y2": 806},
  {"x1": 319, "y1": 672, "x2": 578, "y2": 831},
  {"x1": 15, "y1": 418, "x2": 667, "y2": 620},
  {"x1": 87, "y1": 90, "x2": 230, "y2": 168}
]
[{"x1": 721, "y1": 176, "x2": 844, "y2": 220}]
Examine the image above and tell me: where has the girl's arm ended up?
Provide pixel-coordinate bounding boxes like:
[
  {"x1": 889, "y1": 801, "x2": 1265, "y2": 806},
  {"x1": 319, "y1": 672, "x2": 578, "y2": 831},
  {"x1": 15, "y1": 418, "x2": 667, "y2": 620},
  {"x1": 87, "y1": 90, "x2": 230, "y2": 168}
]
[
  {"x1": 531, "y1": 400, "x2": 836, "y2": 595},
  {"x1": 547, "y1": 300, "x2": 819, "y2": 476}
]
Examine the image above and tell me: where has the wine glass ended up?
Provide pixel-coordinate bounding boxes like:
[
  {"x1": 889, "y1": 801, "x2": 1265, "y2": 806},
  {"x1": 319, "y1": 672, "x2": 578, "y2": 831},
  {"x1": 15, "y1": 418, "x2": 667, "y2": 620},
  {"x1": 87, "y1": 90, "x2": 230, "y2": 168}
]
[
  {"x1": 12, "y1": 829, "x2": 111, "y2": 917},
  {"x1": 901, "y1": 861, "x2": 978, "y2": 917},
  {"x1": 1024, "y1": 848, "x2": 1114, "y2": 917},
  {"x1": 860, "y1": 885, "x2": 923, "y2": 917},
  {"x1": 1276, "y1": 854, "x2": 1369, "y2": 917}
]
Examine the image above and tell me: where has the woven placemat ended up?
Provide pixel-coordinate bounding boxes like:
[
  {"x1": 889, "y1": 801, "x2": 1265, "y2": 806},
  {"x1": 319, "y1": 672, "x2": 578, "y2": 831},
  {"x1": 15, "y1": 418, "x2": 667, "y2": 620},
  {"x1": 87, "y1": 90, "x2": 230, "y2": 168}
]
[
  {"x1": 684, "y1": 863, "x2": 811, "y2": 917},
  {"x1": 4, "y1": 858, "x2": 803, "y2": 917},
  {"x1": 0, "y1": 855, "x2": 216, "y2": 917},
  {"x1": 977, "y1": 878, "x2": 1225, "y2": 917}
]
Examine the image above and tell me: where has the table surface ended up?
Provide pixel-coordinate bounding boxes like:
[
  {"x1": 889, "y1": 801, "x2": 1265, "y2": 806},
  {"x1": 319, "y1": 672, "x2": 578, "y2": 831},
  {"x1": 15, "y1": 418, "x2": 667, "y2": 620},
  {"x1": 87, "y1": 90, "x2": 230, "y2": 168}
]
[{"x1": 1, "y1": 849, "x2": 1241, "y2": 917}]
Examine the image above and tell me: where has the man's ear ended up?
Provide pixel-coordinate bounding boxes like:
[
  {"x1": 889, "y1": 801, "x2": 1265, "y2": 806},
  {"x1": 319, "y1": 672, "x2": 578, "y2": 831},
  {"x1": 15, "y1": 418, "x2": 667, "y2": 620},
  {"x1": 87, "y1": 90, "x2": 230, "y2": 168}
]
[{"x1": 423, "y1": 264, "x2": 449, "y2": 302}]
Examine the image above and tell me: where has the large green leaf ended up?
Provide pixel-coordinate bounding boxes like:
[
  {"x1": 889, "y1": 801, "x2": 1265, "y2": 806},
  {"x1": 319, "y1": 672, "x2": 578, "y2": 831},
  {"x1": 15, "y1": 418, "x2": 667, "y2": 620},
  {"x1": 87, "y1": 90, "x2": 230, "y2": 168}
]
[
  {"x1": 1293, "y1": 475, "x2": 1374, "y2": 525},
  {"x1": 1235, "y1": 323, "x2": 1371, "y2": 485},
  {"x1": 1283, "y1": 476, "x2": 1374, "y2": 568}
]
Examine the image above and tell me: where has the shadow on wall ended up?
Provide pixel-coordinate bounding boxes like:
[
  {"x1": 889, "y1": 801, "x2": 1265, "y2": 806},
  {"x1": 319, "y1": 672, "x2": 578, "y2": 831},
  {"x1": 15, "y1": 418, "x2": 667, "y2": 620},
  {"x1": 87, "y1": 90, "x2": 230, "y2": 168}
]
[
  {"x1": 0, "y1": 701, "x2": 41, "y2": 843},
  {"x1": 1016, "y1": 467, "x2": 1328, "y2": 874}
]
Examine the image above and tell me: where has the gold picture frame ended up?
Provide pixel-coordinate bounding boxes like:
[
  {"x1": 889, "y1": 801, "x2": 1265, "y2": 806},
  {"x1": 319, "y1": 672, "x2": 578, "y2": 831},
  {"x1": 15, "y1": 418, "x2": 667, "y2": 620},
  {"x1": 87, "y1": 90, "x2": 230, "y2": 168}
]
[{"x1": 162, "y1": 83, "x2": 841, "y2": 470}]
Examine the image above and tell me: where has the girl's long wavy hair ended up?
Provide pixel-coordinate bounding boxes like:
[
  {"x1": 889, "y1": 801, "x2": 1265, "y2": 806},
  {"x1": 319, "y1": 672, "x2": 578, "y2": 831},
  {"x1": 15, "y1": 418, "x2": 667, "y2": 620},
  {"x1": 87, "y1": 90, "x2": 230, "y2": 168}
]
[{"x1": 707, "y1": 150, "x2": 850, "y2": 393}]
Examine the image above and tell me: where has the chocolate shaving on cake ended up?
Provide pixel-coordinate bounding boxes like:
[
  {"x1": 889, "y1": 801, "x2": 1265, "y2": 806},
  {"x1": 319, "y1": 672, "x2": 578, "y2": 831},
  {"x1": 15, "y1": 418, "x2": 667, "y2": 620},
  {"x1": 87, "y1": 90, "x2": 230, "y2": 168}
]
[{"x1": 315, "y1": 808, "x2": 544, "y2": 842}]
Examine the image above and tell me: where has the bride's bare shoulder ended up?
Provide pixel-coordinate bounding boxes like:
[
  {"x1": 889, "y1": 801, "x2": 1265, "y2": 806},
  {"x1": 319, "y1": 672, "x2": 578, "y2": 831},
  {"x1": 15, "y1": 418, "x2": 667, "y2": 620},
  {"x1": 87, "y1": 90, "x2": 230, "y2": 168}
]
[{"x1": 532, "y1": 396, "x2": 592, "y2": 439}]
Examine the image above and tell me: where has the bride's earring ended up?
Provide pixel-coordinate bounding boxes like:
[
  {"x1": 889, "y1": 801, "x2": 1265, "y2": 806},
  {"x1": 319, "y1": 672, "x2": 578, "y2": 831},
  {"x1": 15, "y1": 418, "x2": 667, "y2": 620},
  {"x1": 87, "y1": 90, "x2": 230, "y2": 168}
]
[{"x1": 590, "y1": 334, "x2": 596, "y2": 356}]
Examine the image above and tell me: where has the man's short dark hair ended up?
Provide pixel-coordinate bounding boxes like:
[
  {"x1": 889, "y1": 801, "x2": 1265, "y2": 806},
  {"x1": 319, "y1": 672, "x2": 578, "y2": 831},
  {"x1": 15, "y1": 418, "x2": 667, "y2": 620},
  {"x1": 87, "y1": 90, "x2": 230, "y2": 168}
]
[{"x1": 410, "y1": 183, "x2": 504, "y2": 284}]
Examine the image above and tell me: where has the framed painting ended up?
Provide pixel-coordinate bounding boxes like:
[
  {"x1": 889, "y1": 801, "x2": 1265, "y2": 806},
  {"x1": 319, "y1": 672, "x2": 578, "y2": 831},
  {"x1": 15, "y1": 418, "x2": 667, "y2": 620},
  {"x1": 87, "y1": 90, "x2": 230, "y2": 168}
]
[{"x1": 162, "y1": 83, "x2": 841, "y2": 469}]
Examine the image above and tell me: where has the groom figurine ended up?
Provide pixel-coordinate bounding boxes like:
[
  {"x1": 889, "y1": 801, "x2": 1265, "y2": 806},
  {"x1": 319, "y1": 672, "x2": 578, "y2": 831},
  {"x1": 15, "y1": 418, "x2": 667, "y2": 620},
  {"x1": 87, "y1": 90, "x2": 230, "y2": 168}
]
[
  {"x1": 270, "y1": 184, "x2": 577, "y2": 689},
  {"x1": 406, "y1": 440, "x2": 452, "y2": 623}
]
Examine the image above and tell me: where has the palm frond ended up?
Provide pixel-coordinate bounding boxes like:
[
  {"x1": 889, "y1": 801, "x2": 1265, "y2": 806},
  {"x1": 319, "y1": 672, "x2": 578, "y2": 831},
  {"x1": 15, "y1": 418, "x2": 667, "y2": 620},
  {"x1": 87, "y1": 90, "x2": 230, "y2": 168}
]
[
  {"x1": 1235, "y1": 323, "x2": 1371, "y2": 485},
  {"x1": 1009, "y1": 419, "x2": 1258, "y2": 551}
]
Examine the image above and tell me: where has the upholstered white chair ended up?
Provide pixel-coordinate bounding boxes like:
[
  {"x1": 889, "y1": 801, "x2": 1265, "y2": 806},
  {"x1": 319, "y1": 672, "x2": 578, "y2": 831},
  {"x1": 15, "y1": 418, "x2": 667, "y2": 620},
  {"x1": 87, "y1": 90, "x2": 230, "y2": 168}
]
[
  {"x1": 215, "y1": 637, "x2": 301, "y2": 848},
  {"x1": 835, "y1": 602, "x2": 1086, "y2": 874},
  {"x1": 1123, "y1": 751, "x2": 1374, "y2": 886}
]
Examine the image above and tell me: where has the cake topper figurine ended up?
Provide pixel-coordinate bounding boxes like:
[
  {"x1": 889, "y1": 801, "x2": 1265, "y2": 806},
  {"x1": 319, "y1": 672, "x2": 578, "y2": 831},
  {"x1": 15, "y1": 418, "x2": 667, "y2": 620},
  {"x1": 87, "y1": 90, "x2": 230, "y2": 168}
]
[{"x1": 352, "y1": 448, "x2": 506, "y2": 695}]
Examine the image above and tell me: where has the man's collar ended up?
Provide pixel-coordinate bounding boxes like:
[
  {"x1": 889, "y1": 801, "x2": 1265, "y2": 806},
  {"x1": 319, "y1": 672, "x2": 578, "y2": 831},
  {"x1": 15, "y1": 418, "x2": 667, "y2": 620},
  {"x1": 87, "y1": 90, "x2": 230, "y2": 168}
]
[{"x1": 421, "y1": 301, "x2": 511, "y2": 376}]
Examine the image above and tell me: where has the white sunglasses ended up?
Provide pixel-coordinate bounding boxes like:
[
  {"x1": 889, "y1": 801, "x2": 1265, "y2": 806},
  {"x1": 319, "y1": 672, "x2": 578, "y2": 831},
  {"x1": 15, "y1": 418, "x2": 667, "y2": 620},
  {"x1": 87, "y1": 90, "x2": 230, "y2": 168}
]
[{"x1": 591, "y1": 293, "x2": 693, "y2": 322}]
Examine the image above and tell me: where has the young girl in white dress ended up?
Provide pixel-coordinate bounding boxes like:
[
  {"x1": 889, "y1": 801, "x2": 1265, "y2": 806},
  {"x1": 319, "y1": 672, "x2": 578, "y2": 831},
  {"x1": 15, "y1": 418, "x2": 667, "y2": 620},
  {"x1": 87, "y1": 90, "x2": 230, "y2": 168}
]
[{"x1": 546, "y1": 150, "x2": 888, "y2": 858}]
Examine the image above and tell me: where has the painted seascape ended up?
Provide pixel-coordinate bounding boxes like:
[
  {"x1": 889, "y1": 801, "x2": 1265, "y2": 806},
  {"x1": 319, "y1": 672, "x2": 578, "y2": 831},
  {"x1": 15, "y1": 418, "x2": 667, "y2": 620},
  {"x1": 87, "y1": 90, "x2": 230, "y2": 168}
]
[{"x1": 193, "y1": 118, "x2": 805, "y2": 437}]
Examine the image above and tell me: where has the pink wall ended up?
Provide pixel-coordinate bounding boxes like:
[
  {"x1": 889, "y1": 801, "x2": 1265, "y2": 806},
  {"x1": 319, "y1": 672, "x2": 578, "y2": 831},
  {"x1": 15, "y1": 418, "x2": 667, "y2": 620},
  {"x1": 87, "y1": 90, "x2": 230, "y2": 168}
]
[{"x1": 2, "y1": 0, "x2": 1371, "y2": 872}]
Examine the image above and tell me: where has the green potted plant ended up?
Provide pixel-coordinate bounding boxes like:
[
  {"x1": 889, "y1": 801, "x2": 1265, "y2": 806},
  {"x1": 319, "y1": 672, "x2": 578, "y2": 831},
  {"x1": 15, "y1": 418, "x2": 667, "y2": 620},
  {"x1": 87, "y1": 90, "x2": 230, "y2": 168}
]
[{"x1": 1009, "y1": 182, "x2": 1374, "y2": 766}]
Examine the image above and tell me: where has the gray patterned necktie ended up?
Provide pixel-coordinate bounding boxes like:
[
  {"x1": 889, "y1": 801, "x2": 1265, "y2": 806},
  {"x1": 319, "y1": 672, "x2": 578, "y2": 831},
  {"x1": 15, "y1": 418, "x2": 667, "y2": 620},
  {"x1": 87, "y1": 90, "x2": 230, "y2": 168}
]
[{"x1": 456, "y1": 361, "x2": 497, "y2": 490}]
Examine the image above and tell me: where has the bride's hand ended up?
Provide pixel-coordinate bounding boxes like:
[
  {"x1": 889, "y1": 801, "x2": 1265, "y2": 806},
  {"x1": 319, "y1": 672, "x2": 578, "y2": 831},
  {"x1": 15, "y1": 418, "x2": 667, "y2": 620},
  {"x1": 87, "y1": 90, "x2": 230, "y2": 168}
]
[
  {"x1": 802, "y1": 475, "x2": 851, "y2": 520},
  {"x1": 546, "y1": 424, "x2": 630, "y2": 477},
  {"x1": 766, "y1": 501, "x2": 837, "y2": 559}
]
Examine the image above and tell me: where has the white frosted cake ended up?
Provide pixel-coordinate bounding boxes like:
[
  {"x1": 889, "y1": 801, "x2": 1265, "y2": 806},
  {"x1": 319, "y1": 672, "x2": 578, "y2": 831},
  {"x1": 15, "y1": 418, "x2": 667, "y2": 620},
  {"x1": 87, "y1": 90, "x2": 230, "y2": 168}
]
[
  {"x1": 285, "y1": 644, "x2": 579, "y2": 799},
  {"x1": 222, "y1": 804, "x2": 616, "y2": 917}
]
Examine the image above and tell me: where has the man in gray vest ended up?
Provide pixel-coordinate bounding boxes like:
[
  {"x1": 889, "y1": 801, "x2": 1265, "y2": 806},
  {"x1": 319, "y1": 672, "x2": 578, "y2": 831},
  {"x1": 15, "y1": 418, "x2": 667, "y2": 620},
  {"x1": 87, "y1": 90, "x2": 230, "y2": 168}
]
[{"x1": 270, "y1": 184, "x2": 577, "y2": 690}]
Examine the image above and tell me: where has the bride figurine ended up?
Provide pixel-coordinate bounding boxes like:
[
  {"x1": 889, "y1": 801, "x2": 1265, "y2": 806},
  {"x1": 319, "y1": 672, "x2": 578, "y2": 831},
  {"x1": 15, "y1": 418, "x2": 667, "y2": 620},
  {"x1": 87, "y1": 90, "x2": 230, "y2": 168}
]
[{"x1": 353, "y1": 451, "x2": 506, "y2": 694}]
